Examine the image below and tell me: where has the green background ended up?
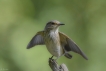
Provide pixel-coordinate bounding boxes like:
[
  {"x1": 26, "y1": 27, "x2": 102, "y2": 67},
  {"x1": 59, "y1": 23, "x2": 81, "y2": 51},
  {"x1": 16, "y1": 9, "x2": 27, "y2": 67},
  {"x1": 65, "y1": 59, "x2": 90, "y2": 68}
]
[{"x1": 0, "y1": 0, "x2": 106, "y2": 71}]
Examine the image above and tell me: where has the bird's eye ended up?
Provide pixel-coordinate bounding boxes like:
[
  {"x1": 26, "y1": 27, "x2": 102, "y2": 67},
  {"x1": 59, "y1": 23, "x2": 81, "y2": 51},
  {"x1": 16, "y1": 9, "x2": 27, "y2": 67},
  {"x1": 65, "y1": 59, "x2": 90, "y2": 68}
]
[{"x1": 51, "y1": 22, "x2": 55, "y2": 25}]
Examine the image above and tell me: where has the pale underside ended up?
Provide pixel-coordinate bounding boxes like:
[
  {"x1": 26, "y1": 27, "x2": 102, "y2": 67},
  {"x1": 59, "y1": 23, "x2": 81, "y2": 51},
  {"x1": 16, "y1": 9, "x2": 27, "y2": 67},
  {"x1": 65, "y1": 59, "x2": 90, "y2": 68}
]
[{"x1": 44, "y1": 30, "x2": 64, "y2": 57}]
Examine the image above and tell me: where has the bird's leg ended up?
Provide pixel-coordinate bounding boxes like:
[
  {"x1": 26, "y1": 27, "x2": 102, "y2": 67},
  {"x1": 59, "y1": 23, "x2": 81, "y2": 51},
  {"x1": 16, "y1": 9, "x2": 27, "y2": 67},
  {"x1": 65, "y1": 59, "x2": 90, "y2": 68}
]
[
  {"x1": 49, "y1": 56, "x2": 55, "y2": 64},
  {"x1": 50, "y1": 56, "x2": 60, "y2": 61},
  {"x1": 50, "y1": 55, "x2": 54, "y2": 59},
  {"x1": 49, "y1": 56, "x2": 59, "y2": 61},
  {"x1": 49, "y1": 56, "x2": 59, "y2": 62}
]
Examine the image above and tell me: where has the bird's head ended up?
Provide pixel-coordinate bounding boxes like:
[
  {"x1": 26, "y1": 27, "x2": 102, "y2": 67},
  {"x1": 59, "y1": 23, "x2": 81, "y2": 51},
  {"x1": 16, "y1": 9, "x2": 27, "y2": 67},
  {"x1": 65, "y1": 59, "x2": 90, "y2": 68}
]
[{"x1": 44, "y1": 20, "x2": 65, "y2": 31}]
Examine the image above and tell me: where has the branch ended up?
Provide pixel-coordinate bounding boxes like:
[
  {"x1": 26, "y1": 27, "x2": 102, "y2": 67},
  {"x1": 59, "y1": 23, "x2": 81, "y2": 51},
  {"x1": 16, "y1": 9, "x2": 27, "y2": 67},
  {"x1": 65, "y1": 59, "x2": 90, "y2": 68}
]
[{"x1": 49, "y1": 58, "x2": 69, "y2": 71}]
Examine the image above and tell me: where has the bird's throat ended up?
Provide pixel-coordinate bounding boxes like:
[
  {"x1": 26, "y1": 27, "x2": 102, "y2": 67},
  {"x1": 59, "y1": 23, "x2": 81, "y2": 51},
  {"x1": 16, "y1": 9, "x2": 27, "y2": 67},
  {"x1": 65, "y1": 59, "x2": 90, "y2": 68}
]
[{"x1": 49, "y1": 29, "x2": 59, "y2": 38}]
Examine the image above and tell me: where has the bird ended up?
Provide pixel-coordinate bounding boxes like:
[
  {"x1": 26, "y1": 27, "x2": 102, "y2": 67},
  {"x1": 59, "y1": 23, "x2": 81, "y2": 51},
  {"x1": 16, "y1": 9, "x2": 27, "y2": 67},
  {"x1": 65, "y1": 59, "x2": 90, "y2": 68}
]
[{"x1": 27, "y1": 20, "x2": 88, "y2": 60}]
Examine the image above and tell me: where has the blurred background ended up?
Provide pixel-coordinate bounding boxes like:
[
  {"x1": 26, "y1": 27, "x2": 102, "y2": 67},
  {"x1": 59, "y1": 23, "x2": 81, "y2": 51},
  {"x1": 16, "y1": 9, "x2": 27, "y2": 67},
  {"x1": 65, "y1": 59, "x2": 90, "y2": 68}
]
[{"x1": 0, "y1": 0, "x2": 106, "y2": 71}]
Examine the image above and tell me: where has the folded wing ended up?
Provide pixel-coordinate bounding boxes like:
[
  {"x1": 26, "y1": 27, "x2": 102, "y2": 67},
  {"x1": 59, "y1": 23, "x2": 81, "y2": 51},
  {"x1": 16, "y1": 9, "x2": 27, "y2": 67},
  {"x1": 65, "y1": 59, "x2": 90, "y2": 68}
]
[{"x1": 59, "y1": 32, "x2": 88, "y2": 60}]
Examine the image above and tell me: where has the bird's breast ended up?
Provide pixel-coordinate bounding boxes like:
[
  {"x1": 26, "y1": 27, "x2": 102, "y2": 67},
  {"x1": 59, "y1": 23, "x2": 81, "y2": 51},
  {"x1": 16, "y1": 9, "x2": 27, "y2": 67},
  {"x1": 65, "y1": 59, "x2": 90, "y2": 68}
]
[{"x1": 44, "y1": 31, "x2": 64, "y2": 57}]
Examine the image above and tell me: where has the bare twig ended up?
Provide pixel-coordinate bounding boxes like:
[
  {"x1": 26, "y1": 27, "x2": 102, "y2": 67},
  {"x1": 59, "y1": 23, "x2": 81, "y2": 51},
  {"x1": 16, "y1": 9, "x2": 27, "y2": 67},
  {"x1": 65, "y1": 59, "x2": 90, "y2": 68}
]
[{"x1": 49, "y1": 58, "x2": 69, "y2": 71}]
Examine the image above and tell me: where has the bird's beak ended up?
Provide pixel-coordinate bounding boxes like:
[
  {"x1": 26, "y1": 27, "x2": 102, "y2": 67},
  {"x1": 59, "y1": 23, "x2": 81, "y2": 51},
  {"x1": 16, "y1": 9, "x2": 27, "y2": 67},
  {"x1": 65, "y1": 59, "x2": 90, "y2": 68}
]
[{"x1": 59, "y1": 23, "x2": 65, "y2": 25}]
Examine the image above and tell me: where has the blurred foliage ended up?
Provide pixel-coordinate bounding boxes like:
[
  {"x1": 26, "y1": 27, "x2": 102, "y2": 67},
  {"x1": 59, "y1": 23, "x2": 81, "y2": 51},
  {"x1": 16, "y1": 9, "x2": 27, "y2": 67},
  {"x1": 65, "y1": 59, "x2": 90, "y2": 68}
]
[{"x1": 0, "y1": 0, "x2": 106, "y2": 71}]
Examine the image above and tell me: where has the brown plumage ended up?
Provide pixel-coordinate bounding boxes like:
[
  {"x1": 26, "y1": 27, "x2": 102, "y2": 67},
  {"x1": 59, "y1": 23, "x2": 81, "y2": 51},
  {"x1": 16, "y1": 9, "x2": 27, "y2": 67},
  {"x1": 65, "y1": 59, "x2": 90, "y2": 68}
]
[{"x1": 27, "y1": 20, "x2": 88, "y2": 60}]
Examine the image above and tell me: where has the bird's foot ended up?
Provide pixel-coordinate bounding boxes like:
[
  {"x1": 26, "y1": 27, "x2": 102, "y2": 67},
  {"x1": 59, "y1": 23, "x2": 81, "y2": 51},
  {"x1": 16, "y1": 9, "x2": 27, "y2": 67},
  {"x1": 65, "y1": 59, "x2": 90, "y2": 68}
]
[
  {"x1": 49, "y1": 56, "x2": 59, "y2": 62},
  {"x1": 49, "y1": 56, "x2": 60, "y2": 62},
  {"x1": 49, "y1": 56, "x2": 57, "y2": 64}
]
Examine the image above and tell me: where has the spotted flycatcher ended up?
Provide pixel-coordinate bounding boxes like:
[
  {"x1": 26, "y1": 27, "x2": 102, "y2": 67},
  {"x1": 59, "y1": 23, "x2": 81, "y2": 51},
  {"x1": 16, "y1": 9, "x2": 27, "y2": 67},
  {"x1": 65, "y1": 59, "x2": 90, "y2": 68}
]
[{"x1": 27, "y1": 20, "x2": 88, "y2": 60}]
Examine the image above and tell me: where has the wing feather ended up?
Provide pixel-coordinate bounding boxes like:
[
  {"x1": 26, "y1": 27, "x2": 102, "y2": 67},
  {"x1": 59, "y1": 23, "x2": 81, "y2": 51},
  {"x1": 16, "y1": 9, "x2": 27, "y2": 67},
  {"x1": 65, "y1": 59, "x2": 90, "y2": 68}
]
[
  {"x1": 59, "y1": 32, "x2": 88, "y2": 60},
  {"x1": 27, "y1": 31, "x2": 44, "y2": 49}
]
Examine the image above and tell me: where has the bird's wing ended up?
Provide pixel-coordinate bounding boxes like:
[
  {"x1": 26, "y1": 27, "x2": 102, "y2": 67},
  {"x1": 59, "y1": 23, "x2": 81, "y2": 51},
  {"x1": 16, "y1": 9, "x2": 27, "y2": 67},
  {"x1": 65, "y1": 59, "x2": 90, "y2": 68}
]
[
  {"x1": 59, "y1": 32, "x2": 88, "y2": 60},
  {"x1": 27, "y1": 31, "x2": 45, "y2": 49}
]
